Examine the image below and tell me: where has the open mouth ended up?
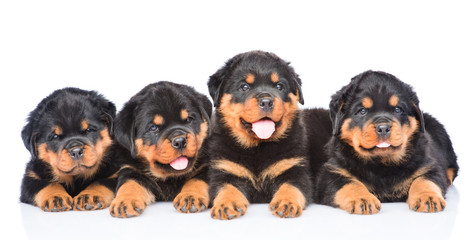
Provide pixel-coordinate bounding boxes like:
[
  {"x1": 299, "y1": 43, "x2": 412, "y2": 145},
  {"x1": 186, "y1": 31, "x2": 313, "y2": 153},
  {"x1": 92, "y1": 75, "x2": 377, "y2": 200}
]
[
  {"x1": 154, "y1": 155, "x2": 194, "y2": 172},
  {"x1": 241, "y1": 117, "x2": 280, "y2": 139},
  {"x1": 361, "y1": 142, "x2": 402, "y2": 152}
]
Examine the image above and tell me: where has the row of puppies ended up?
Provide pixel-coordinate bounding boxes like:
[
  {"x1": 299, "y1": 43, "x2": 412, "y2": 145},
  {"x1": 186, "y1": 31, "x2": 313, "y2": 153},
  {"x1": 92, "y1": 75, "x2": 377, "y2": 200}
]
[{"x1": 20, "y1": 51, "x2": 459, "y2": 219}]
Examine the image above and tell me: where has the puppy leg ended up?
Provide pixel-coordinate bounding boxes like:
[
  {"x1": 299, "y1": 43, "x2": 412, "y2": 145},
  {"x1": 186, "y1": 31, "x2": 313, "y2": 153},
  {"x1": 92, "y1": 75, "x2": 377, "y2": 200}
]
[
  {"x1": 34, "y1": 183, "x2": 73, "y2": 212},
  {"x1": 269, "y1": 183, "x2": 306, "y2": 218},
  {"x1": 210, "y1": 184, "x2": 249, "y2": 220},
  {"x1": 74, "y1": 182, "x2": 114, "y2": 211},
  {"x1": 173, "y1": 178, "x2": 209, "y2": 213},
  {"x1": 110, "y1": 180, "x2": 155, "y2": 218},
  {"x1": 407, "y1": 177, "x2": 446, "y2": 213}
]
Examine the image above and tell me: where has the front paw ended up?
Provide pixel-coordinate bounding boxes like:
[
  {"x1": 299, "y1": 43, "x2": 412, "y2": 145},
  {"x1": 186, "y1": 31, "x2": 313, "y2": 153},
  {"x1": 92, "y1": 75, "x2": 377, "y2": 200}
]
[
  {"x1": 73, "y1": 184, "x2": 114, "y2": 211},
  {"x1": 38, "y1": 194, "x2": 73, "y2": 212},
  {"x1": 269, "y1": 183, "x2": 306, "y2": 218},
  {"x1": 174, "y1": 192, "x2": 209, "y2": 213},
  {"x1": 109, "y1": 197, "x2": 147, "y2": 218},
  {"x1": 407, "y1": 192, "x2": 445, "y2": 213},
  {"x1": 210, "y1": 184, "x2": 249, "y2": 220},
  {"x1": 210, "y1": 200, "x2": 247, "y2": 220},
  {"x1": 334, "y1": 183, "x2": 381, "y2": 215}
]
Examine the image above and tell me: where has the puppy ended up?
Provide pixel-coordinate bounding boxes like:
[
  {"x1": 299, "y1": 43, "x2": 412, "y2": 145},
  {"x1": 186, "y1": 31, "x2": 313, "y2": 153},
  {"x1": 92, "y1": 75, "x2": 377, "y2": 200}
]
[
  {"x1": 207, "y1": 51, "x2": 311, "y2": 219},
  {"x1": 20, "y1": 87, "x2": 118, "y2": 212},
  {"x1": 314, "y1": 70, "x2": 459, "y2": 214},
  {"x1": 109, "y1": 81, "x2": 212, "y2": 218}
]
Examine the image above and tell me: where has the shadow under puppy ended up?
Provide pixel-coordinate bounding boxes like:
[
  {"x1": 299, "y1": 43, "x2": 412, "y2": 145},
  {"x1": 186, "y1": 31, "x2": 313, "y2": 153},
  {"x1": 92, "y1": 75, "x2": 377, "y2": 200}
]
[
  {"x1": 314, "y1": 70, "x2": 459, "y2": 214},
  {"x1": 207, "y1": 51, "x2": 313, "y2": 220},
  {"x1": 110, "y1": 81, "x2": 212, "y2": 218},
  {"x1": 20, "y1": 87, "x2": 118, "y2": 212}
]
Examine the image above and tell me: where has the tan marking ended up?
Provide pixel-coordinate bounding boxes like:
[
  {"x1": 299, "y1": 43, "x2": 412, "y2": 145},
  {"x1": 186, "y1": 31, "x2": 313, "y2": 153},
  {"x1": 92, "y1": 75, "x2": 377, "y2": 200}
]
[
  {"x1": 213, "y1": 157, "x2": 303, "y2": 191},
  {"x1": 53, "y1": 126, "x2": 62, "y2": 135},
  {"x1": 269, "y1": 183, "x2": 306, "y2": 218},
  {"x1": 211, "y1": 184, "x2": 249, "y2": 220},
  {"x1": 246, "y1": 73, "x2": 255, "y2": 84},
  {"x1": 173, "y1": 179, "x2": 209, "y2": 213},
  {"x1": 340, "y1": 116, "x2": 418, "y2": 165},
  {"x1": 153, "y1": 115, "x2": 164, "y2": 125},
  {"x1": 180, "y1": 109, "x2": 188, "y2": 120},
  {"x1": 81, "y1": 120, "x2": 89, "y2": 130},
  {"x1": 362, "y1": 97, "x2": 373, "y2": 108},
  {"x1": 270, "y1": 72, "x2": 279, "y2": 83},
  {"x1": 110, "y1": 180, "x2": 155, "y2": 218},
  {"x1": 406, "y1": 177, "x2": 445, "y2": 212},
  {"x1": 34, "y1": 183, "x2": 73, "y2": 211},
  {"x1": 260, "y1": 157, "x2": 304, "y2": 181},
  {"x1": 74, "y1": 183, "x2": 114, "y2": 210},
  {"x1": 218, "y1": 93, "x2": 298, "y2": 148},
  {"x1": 389, "y1": 95, "x2": 399, "y2": 107},
  {"x1": 26, "y1": 170, "x2": 41, "y2": 180},
  {"x1": 447, "y1": 168, "x2": 456, "y2": 186}
]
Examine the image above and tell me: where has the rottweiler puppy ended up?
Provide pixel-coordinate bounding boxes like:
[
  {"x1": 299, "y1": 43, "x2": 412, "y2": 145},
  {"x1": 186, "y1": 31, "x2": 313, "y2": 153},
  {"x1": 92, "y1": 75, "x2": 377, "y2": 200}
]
[
  {"x1": 207, "y1": 51, "x2": 311, "y2": 219},
  {"x1": 314, "y1": 70, "x2": 459, "y2": 214},
  {"x1": 109, "y1": 81, "x2": 212, "y2": 218},
  {"x1": 20, "y1": 87, "x2": 118, "y2": 212}
]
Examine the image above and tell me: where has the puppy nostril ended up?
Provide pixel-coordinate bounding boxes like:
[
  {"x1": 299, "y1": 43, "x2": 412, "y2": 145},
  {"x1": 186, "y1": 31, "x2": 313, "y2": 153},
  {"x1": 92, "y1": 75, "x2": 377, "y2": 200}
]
[
  {"x1": 69, "y1": 147, "x2": 84, "y2": 160},
  {"x1": 171, "y1": 137, "x2": 187, "y2": 150},
  {"x1": 375, "y1": 125, "x2": 391, "y2": 136},
  {"x1": 258, "y1": 98, "x2": 274, "y2": 110}
]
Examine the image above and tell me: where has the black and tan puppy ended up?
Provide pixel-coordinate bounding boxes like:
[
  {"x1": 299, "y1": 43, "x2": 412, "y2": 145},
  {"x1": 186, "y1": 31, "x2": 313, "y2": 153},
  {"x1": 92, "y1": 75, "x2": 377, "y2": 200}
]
[
  {"x1": 314, "y1": 70, "x2": 459, "y2": 214},
  {"x1": 20, "y1": 87, "x2": 118, "y2": 212},
  {"x1": 109, "y1": 81, "x2": 212, "y2": 218},
  {"x1": 207, "y1": 51, "x2": 311, "y2": 220}
]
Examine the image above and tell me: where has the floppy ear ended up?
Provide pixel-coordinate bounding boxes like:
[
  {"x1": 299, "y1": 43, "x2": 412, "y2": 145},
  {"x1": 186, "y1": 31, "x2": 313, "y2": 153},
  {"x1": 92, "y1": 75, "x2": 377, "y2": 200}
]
[
  {"x1": 329, "y1": 90, "x2": 345, "y2": 136},
  {"x1": 293, "y1": 74, "x2": 304, "y2": 105},
  {"x1": 412, "y1": 102, "x2": 425, "y2": 133},
  {"x1": 21, "y1": 121, "x2": 38, "y2": 158},
  {"x1": 114, "y1": 102, "x2": 137, "y2": 157},
  {"x1": 208, "y1": 54, "x2": 243, "y2": 107},
  {"x1": 89, "y1": 92, "x2": 117, "y2": 137}
]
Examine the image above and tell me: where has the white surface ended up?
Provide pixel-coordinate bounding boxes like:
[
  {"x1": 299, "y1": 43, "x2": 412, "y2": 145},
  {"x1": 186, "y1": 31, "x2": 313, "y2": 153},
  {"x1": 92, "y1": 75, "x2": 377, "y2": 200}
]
[{"x1": 1, "y1": 1, "x2": 470, "y2": 239}]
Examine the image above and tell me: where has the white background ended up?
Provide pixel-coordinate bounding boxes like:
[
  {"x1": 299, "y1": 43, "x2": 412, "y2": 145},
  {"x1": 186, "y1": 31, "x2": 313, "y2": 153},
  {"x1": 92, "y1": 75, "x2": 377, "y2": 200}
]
[{"x1": 1, "y1": 1, "x2": 470, "y2": 239}]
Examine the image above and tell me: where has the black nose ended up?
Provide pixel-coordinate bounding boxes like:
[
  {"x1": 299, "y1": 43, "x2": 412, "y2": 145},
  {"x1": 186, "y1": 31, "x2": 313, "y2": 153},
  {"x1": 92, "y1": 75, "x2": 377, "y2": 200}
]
[
  {"x1": 68, "y1": 147, "x2": 84, "y2": 161},
  {"x1": 258, "y1": 97, "x2": 274, "y2": 111},
  {"x1": 375, "y1": 124, "x2": 391, "y2": 138},
  {"x1": 171, "y1": 136, "x2": 187, "y2": 150}
]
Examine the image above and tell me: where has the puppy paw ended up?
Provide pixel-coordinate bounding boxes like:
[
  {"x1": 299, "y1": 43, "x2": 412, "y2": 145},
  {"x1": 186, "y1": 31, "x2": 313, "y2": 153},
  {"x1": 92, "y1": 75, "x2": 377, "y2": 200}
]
[
  {"x1": 74, "y1": 184, "x2": 114, "y2": 211},
  {"x1": 407, "y1": 178, "x2": 446, "y2": 213},
  {"x1": 174, "y1": 192, "x2": 209, "y2": 213},
  {"x1": 34, "y1": 183, "x2": 73, "y2": 212},
  {"x1": 334, "y1": 182, "x2": 381, "y2": 215},
  {"x1": 210, "y1": 200, "x2": 247, "y2": 220},
  {"x1": 173, "y1": 179, "x2": 209, "y2": 213},
  {"x1": 407, "y1": 192, "x2": 446, "y2": 213},
  {"x1": 109, "y1": 197, "x2": 147, "y2": 218},
  {"x1": 210, "y1": 184, "x2": 249, "y2": 220},
  {"x1": 269, "y1": 183, "x2": 306, "y2": 218}
]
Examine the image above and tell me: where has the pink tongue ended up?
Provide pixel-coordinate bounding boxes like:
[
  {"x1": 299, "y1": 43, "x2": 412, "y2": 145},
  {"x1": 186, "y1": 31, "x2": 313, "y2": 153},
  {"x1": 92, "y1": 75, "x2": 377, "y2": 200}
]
[
  {"x1": 169, "y1": 156, "x2": 189, "y2": 170},
  {"x1": 251, "y1": 119, "x2": 275, "y2": 139},
  {"x1": 376, "y1": 142, "x2": 391, "y2": 148}
]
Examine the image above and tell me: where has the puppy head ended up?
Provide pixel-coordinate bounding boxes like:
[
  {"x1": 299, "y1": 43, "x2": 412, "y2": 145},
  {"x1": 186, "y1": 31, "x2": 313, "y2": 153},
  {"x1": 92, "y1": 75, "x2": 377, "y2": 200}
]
[
  {"x1": 114, "y1": 81, "x2": 212, "y2": 179},
  {"x1": 21, "y1": 88, "x2": 116, "y2": 183},
  {"x1": 330, "y1": 70, "x2": 424, "y2": 164},
  {"x1": 208, "y1": 51, "x2": 303, "y2": 148}
]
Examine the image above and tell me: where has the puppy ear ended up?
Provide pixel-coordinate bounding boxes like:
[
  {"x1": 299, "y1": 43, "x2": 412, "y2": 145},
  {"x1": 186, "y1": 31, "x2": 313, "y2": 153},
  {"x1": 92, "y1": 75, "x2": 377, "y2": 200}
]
[
  {"x1": 21, "y1": 121, "x2": 38, "y2": 158},
  {"x1": 329, "y1": 90, "x2": 345, "y2": 136},
  {"x1": 293, "y1": 75, "x2": 304, "y2": 105},
  {"x1": 90, "y1": 92, "x2": 117, "y2": 137},
  {"x1": 114, "y1": 102, "x2": 137, "y2": 156},
  {"x1": 208, "y1": 54, "x2": 243, "y2": 107},
  {"x1": 412, "y1": 102, "x2": 425, "y2": 133}
]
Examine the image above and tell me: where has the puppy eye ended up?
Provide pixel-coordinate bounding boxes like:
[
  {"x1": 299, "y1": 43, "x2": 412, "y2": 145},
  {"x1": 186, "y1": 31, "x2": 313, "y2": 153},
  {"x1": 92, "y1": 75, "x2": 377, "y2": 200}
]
[
  {"x1": 276, "y1": 83, "x2": 284, "y2": 91},
  {"x1": 186, "y1": 116, "x2": 194, "y2": 124},
  {"x1": 394, "y1": 107, "x2": 403, "y2": 113},
  {"x1": 52, "y1": 134, "x2": 60, "y2": 140},
  {"x1": 239, "y1": 83, "x2": 250, "y2": 92},
  {"x1": 357, "y1": 108, "x2": 368, "y2": 116},
  {"x1": 150, "y1": 124, "x2": 161, "y2": 132},
  {"x1": 84, "y1": 128, "x2": 96, "y2": 134}
]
